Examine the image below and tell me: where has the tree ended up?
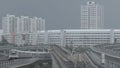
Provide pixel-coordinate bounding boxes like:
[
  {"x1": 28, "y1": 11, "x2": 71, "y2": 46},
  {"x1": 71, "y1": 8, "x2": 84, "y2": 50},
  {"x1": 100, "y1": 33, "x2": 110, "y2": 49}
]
[{"x1": 0, "y1": 38, "x2": 8, "y2": 46}]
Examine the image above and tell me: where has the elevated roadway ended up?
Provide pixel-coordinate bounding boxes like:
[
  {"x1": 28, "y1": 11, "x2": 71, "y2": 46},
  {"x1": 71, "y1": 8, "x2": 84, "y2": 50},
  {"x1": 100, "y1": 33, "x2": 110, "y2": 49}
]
[
  {"x1": 0, "y1": 44, "x2": 52, "y2": 68},
  {"x1": 89, "y1": 44, "x2": 120, "y2": 68}
]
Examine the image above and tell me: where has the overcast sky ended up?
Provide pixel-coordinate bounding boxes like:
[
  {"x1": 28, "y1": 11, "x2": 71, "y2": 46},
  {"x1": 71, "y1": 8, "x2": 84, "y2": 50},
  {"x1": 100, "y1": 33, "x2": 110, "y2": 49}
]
[{"x1": 0, "y1": 0, "x2": 120, "y2": 30}]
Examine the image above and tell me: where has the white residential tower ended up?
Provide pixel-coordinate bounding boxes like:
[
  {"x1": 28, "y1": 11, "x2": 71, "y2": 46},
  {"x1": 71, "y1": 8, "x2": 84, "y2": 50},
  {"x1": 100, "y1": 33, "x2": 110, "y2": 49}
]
[{"x1": 81, "y1": 1, "x2": 104, "y2": 29}]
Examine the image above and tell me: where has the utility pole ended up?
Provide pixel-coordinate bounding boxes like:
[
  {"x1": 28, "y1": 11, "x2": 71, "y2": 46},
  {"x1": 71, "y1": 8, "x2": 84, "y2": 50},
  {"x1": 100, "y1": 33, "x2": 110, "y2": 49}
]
[{"x1": 70, "y1": 40, "x2": 77, "y2": 68}]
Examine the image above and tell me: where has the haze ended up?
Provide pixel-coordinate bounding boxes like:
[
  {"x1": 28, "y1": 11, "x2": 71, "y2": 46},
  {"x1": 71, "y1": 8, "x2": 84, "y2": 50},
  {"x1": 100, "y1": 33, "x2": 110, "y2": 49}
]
[{"x1": 0, "y1": 0, "x2": 120, "y2": 30}]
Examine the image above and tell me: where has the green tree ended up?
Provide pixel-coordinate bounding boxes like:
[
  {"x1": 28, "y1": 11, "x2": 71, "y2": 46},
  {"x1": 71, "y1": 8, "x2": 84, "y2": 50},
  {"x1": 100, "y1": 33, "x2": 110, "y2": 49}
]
[{"x1": 0, "y1": 38, "x2": 8, "y2": 46}]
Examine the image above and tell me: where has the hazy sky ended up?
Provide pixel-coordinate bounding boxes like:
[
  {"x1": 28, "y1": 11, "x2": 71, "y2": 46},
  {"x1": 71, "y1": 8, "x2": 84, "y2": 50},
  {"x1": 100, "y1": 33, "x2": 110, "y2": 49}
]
[{"x1": 0, "y1": 0, "x2": 120, "y2": 30}]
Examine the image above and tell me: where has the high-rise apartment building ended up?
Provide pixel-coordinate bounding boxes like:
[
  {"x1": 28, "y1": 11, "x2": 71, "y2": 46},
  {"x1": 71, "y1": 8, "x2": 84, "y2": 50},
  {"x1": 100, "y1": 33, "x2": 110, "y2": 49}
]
[
  {"x1": 2, "y1": 14, "x2": 45, "y2": 44},
  {"x1": 2, "y1": 14, "x2": 45, "y2": 34},
  {"x1": 81, "y1": 1, "x2": 104, "y2": 29},
  {"x1": 2, "y1": 14, "x2": 18, "y2": 33}
]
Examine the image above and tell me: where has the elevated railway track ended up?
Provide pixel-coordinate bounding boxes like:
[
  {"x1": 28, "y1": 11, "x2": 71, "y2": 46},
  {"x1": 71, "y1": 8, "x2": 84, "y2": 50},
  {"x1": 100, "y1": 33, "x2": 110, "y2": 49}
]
[{"x1": 52, "y1": 45, "x2": 74, "y2": 68}]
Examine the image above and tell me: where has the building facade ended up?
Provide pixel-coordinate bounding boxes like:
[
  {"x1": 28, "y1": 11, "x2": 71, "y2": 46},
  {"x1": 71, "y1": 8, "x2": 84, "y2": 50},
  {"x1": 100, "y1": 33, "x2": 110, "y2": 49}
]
[
  {"x1": 81, "y1": 1, "x2": 104, "y2": 29},
  {"x1": 2, "y1": 29, "x2": 120, "y2": 46},
  {"x1": 2, "y1": 14, "x2": 45, "y2": 44}
]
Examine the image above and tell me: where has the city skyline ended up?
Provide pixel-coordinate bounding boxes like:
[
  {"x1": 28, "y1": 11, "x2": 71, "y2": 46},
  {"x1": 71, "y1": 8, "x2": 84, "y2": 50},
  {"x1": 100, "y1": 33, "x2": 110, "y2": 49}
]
[
  {"x1": 0, "y1": 1, "x2": 120, "y2": 68},
  {"x1": 0, "y1": 0, "x2": 120, "y2": 30}
]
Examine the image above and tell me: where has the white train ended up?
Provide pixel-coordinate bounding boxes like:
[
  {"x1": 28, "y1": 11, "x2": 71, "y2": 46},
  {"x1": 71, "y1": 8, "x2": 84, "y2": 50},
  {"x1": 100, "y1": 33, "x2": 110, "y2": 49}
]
[
  {"x1": 8, "y1": 49, "x2": 19, "y2": 60},
  {"x1": 8, "y1": 49, "x2": 49, "y2": 59}
]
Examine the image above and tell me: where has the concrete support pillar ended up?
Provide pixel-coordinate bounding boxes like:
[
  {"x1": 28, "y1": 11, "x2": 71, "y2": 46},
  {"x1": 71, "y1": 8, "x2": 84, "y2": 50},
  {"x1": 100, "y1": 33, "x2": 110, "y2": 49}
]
[
  {"x1": 110, "y1": 29, "x2": 114, "y2": 44},
  {"x1": 44, "y1": 31, "x2": 48, "y2": 44},
  {"x1": 61, "y1": 30, "x2": 65, "y2": 47}
]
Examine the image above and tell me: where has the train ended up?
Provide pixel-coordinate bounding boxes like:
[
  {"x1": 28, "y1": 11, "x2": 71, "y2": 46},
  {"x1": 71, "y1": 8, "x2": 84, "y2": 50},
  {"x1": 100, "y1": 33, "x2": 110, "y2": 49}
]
[
  {"x1": 8, "y1": 49, "x2": 49, "y2": 60},
  {"x1": 8, "y1": 49, "x2": 19, "y2": 60}
]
